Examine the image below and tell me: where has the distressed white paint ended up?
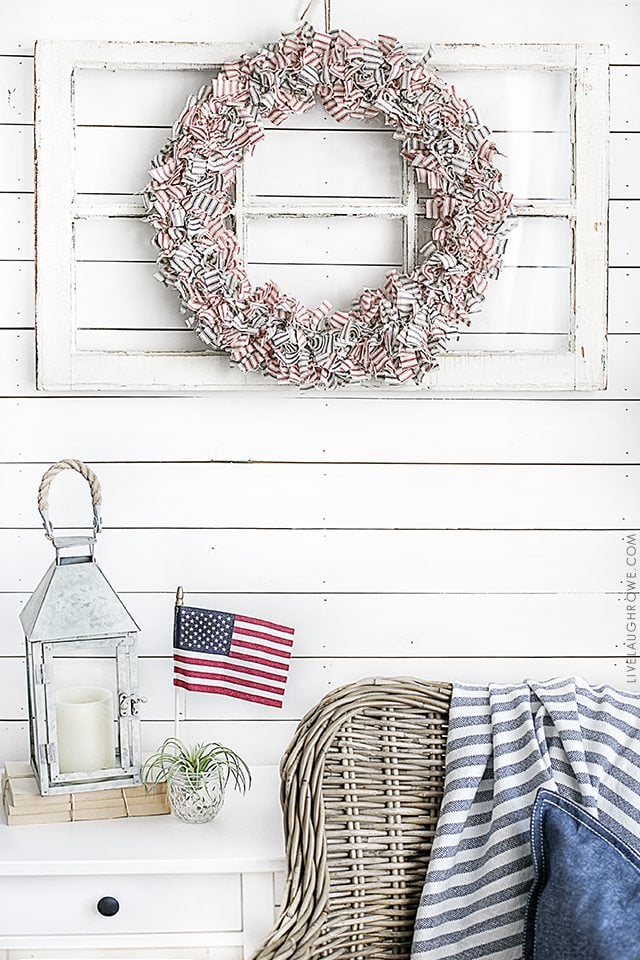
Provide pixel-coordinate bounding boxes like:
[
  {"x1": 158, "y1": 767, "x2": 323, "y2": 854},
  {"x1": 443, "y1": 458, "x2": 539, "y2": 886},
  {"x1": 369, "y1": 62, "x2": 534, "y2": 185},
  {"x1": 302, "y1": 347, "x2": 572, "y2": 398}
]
[
  {"x1": 0, "y1": 0, "x2": 637, "y2": 951},
  {"x1": 33, "y1": 40, "x2": 608, "y2": 391}
]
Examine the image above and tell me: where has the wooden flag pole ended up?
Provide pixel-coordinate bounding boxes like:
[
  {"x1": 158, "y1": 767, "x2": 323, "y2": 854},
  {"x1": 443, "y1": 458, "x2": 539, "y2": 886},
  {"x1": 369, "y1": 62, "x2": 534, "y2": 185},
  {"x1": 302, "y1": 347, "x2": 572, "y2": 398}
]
[{"x1": 174, "y1": 586, "x2": 186, "y2": 739}]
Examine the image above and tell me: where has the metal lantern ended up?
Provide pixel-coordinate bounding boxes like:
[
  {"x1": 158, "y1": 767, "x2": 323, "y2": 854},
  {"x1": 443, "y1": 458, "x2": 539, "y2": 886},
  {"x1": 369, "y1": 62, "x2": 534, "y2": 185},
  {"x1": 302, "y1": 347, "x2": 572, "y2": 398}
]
[{"x1": 20, "y1": 459, "x2": 143, "y2": 796}]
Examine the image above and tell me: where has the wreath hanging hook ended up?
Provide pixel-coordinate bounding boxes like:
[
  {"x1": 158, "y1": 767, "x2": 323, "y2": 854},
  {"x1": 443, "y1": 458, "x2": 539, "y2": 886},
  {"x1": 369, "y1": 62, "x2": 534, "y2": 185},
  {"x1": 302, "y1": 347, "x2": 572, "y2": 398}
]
[{"x1": 297, "y1": 0, "x2": 331, "y2": 32}]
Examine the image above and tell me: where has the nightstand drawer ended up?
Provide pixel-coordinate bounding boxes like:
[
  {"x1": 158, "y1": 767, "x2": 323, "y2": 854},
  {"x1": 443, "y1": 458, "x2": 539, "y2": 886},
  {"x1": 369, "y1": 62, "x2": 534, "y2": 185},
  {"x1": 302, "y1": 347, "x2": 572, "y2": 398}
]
[{"x1": 0, "y1": 874, "x2": 242, "y2": 936}]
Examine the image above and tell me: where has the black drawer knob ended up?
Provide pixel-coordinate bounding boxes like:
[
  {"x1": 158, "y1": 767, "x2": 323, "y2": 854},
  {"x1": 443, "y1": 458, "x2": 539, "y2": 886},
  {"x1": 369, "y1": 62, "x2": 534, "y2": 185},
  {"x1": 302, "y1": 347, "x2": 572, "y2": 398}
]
[{"x1": 97, "y1": 896, "x2": 120, "y2": 917}]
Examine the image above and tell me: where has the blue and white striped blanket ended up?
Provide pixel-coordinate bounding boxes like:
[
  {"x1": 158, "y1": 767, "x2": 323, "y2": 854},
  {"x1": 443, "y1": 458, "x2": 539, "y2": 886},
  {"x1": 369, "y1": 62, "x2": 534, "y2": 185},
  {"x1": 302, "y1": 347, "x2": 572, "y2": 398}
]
[{"x1": 411, "y1": 677, "x2": 640, "y2": 960}]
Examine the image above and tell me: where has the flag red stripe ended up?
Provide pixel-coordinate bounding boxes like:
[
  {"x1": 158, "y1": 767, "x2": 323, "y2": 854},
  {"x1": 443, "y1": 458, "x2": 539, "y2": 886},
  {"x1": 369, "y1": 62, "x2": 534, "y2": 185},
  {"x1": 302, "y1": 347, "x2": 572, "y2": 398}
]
[
  {"x1": 174, "y1": 665, "x2": 284, "y2": 696},
  {"x1": 174, "y1": 648, "x2": 288, "y2": 674},
  {"x1": 174, "y1": 678, "x2": 282, "y2": 709},
  {"x1": 230, "y1": 650, "x2": 289, "y2": 673},
  {"x1": 233, "y1": 625, "x2": 294, "y2": 647},
  {"x1": 235, "y1": 614, "x2": 295, "y2": 635},
  {"x1": 232, "y1": 637, "x2": 292, "y2": 660},
  {"x1": 175, "y1": 653, "x2": 286, "y2": 683}
]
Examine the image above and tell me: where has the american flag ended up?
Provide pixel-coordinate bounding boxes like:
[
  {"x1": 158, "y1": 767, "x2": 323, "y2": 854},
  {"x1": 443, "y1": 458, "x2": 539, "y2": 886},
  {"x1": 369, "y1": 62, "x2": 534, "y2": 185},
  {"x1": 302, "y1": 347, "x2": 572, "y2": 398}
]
[{"x1": 173, "y1": 598, "x2": 294, "y2": 709}]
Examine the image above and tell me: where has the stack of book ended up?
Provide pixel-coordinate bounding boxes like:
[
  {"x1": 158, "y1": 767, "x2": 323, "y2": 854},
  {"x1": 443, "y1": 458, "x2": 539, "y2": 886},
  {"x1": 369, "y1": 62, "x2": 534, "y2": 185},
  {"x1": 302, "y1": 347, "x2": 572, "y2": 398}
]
[{"x1": 2, "y1": 761, "x2": 169, "y2": 825}]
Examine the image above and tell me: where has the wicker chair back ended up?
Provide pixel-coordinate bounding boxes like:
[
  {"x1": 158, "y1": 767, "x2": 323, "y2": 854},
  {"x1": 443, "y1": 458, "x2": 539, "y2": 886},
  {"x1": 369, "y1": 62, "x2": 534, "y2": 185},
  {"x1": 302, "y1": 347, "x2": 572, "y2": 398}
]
[{"x1": 253, "y1": 678, "x2": 453, "y2": 960}]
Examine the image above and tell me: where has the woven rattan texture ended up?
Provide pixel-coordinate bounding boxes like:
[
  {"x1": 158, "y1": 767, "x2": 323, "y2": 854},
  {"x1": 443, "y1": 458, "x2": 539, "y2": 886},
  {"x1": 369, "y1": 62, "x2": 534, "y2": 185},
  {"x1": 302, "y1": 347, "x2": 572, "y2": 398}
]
[{"x1": 253, "y1": 677, "x2": 452, "y2": 960}]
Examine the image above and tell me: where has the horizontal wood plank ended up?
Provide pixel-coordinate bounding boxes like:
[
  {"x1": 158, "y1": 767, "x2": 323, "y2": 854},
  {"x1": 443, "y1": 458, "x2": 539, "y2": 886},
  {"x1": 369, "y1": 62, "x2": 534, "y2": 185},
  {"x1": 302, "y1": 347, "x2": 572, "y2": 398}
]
[
  {"x1": 17, "y1": 257, "x2": 572, "y2": 334},
  {"x1": 75, "y1": 261, "x2": 571, "y2": 333},
  {"x1": 336, "y1": 4, "x2": 634, "y2": 62},
  {"x1": 0, "y1": 125, "x2": 32, "y2": 192},
  {"x1": 0, "y1": 656, "x2": 174, "y2": 721},
  {"x1": 2, "y1": 396, "x2": 638, "y2": 462},
  {"x1": 0, "y1": 194, "x2": 33, "y2": 260},
  {"x1": 4, "y1": 328, "x2": 637, "y2": 398},
  {"x1": 182, "y1": 656, "x2": 640, "y2": 719},
  {"x1": 0, "y1": 719, "x2": 300, "y2": 766},
  {"x1": 610, "y1": 201, "x2": 640, "y2": 265},
  {"x1": 71, "y1": 329, "x2": 568, "y2": 354},
  {"x1": 71, "y1": 210, "x2": 572, "y2": 268},
  {"x1": 1, "y1": 463, "x2": 637, "y2": 531},
  {"x1": 1, "y1": 654, "x2": 636, "y2": 724},
  {"x1": 0, "y1": 592, "x2": 629, "y2": 659},
  {"x1": 611, "y1": 66, "x2": 640, "y2": 130},
  {"x1": 0, "y1": 722, "x2": 28, "y2": 762},
  {"x1": 68, "y1": 126, "x2": 571, "y2": 201},
  {"x1": 0, "y1": 57, "x2": 33, "y2": 123},
  {"x1": 611, "y1": 133, "x2": 640, "y2": 198},
  {"x1": 0, "y1": 2, "x2": 635, "y2": 59},
  {"x1": 2, "y1": 528, "x2": 630, "y2": 593},
  {"x1": 245, "y1": 127, "x2": 405, "y2": 200},
  {"x1": 609, "y1": 269, "x2": 640, "y2": 332},
  {"x1": 0, "y1": 262, "x2": 33, "y2": 328},
  {"x1": 74, "y1": 215, "x2": 407, "y2": 267},
  {"x1": 70, "y1": 66, "x2": 573, "y2": 131},
  {"x1": 434, "y1": 69, "x2": 571, "y2": 132},
  {"x1": 7, "y1": 333, "x2": 640, "y2": 395},
  {"x1": 75, "y1": 126, "x2": 404, "y2": 199}
]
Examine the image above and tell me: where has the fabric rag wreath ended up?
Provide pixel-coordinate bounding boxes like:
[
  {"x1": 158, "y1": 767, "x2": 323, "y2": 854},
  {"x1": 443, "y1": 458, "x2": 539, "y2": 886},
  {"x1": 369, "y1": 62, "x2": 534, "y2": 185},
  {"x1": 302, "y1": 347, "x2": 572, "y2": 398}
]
[{"x1": 144, "y1": 25, "x2": 513, "y2": 388}]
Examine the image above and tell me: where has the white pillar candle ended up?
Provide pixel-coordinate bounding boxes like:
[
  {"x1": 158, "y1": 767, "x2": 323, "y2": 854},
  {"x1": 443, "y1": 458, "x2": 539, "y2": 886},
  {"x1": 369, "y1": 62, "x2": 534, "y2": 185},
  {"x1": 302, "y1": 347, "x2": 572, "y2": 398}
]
[{"x1": 55, "y1": 686, "x2": 116, "y2": 774}]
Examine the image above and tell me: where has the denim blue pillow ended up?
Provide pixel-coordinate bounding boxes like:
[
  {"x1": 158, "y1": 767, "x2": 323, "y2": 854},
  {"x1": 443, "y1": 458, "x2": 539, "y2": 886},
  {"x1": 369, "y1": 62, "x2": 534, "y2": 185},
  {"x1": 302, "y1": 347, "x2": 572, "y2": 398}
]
[{"x1": 525, "y1": 789, "x2": 640, "y2": 960}]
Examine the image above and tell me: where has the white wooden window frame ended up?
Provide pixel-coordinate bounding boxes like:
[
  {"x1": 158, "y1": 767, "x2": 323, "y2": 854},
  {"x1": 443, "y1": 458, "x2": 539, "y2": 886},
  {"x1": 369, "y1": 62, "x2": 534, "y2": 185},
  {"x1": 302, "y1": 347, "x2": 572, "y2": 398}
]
[{"x1": 34, "y1": 41, "x2": 609, "y2": 392}]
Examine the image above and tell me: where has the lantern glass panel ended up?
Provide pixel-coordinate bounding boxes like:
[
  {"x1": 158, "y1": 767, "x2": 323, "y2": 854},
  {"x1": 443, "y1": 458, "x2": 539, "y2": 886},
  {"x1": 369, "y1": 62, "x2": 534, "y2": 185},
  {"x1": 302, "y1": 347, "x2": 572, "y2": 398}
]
[{"x1": 47, "y1": 639, "x2": 121, "y2": 778}]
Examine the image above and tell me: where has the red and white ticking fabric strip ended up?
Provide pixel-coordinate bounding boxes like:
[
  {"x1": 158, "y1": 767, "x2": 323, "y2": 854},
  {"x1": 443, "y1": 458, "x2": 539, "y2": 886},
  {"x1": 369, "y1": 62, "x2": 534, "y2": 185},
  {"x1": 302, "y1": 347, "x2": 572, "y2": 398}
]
[{"x1": 173, "y1": 605, "x2": 295, "y2": 709}]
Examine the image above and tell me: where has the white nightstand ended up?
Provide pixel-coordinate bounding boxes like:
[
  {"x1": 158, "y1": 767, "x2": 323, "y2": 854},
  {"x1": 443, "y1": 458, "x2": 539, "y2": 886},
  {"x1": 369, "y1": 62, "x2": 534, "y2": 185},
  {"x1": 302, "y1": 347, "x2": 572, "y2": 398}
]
[{"x1": 0, "y1": 765, "x2": 285, "y2": 959}]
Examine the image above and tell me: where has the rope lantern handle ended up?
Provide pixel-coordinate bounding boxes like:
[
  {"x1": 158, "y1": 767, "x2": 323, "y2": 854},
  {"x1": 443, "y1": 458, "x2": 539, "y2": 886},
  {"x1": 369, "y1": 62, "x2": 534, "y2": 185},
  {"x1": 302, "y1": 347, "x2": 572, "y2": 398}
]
[{"x1": 37, "y1": 459, "x2": 102, "y2": 540}]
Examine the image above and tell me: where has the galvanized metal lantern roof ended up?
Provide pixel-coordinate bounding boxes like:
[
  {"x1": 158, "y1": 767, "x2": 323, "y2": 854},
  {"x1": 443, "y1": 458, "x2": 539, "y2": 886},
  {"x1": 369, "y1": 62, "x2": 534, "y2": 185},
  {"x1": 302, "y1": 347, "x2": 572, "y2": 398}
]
[
  {"x1": 20, "y1": 536, "x2": 139, "y2": 643},
  {"x1": 20, "y1": 459, "x2": 139, "y2": 643}
]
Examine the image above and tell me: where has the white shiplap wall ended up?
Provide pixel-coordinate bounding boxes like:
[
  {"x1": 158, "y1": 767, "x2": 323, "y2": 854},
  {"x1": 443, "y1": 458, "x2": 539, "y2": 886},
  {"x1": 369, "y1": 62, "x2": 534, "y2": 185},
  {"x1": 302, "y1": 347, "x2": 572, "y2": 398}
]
[{"x1": 0, "y1": 0, "x2": 639, "y2": 767}]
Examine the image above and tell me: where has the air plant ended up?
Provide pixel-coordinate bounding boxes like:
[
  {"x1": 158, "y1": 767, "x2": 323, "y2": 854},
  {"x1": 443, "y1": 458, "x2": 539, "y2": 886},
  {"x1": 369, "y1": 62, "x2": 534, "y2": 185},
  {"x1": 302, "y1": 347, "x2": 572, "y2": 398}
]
[{"x1": 142, "y1": 738, "x2": 251, "y2": 814}]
